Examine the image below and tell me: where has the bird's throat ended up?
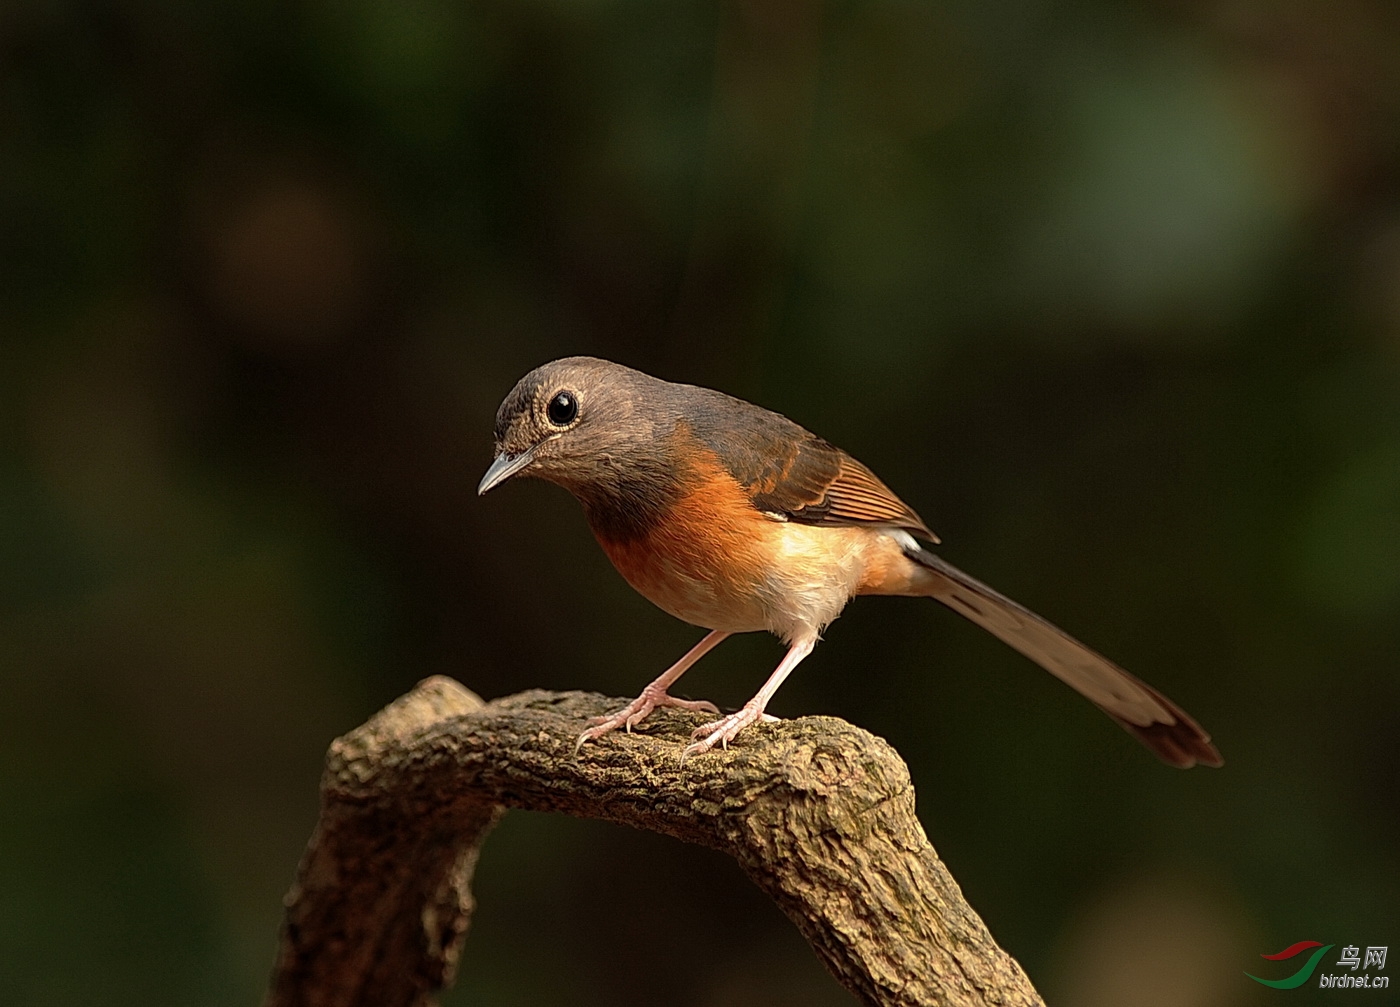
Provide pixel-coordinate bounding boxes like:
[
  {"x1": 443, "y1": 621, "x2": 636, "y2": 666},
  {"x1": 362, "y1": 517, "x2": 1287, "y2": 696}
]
[{"x1": 576, "y1": 471, "x2": 679, "y2": 544}]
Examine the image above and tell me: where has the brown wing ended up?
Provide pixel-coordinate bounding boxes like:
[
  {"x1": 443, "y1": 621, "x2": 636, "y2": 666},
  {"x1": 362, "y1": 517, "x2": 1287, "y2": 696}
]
[
  {"x1": 756, "y1": 446, "x2": 938, "y2": 541},
  {"x1": 684, "y1": 389, "x2": 936, "y2": 539}
]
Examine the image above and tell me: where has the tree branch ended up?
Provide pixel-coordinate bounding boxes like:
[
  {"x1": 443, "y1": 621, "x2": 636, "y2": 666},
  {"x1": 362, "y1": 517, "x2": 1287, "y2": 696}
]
[{"x1": 264, "y1": 677, "x2": 1046, "y2": 1007}]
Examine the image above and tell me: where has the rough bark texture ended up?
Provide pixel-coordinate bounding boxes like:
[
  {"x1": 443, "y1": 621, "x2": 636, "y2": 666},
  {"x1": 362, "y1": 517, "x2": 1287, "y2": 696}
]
[{"x1": 265, "y1": 676, "x2": 1046, "y2": 1007}]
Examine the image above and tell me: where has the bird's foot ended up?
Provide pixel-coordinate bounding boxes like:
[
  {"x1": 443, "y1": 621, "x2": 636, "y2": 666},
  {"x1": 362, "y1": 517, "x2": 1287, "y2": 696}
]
[
  {"x1": 574, "y1": 687, "x2": 720, "y2": 754},
  {"x1": 682, "y1": 706, "x2": 779, "y2": 759}
]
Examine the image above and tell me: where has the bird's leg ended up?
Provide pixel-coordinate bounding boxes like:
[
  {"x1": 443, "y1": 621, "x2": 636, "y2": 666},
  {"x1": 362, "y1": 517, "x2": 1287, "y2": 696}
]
[
  {"x1": 574, "y1": 630, "x2": 729, "y2": 753},
  {"x1": 684, "y1": 636, "x2": 816, "y2": 758}
]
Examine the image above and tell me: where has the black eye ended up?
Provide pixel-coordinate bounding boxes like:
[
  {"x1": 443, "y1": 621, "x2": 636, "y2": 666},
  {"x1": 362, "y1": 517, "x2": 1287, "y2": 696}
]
[{"x1": 547, "y1": 390, "x2": 578, "y2": 426}]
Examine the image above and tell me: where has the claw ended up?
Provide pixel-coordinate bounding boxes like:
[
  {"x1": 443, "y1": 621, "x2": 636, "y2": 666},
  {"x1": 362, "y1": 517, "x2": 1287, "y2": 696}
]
[
  {"x1": 681, "y1": 637, "x2": 813, "y2": 759},
  {"x1": 575, "y1": 630, "x2": 732, "y2": 756},
  {"x1": 574, "y1": 686, "x2": 720, "y2": 755},
  {"x1": 681, "y1": 704, "x2": 771, "y2": 758}
]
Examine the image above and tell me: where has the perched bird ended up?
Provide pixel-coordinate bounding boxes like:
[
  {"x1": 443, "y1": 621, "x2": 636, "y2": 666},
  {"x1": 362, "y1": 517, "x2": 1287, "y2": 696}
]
[{"x1": 479, "y1": 357, "x2": 1223, "y2": 767}]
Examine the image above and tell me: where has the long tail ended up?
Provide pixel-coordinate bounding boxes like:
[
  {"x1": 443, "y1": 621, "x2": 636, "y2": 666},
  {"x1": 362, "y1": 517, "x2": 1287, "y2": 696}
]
[{"x1": 904, "y1": 545, "x2": 1223, "y2": 769}]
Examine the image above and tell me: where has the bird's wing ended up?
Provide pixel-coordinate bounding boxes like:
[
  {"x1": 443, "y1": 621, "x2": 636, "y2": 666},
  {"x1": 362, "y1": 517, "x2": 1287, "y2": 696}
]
[
  {"x1": 687, "y1": 396, "x2": 935, "y2": 539},
  {"x1": 756, "y1": 446, "x2": 937, "y2": 540}
]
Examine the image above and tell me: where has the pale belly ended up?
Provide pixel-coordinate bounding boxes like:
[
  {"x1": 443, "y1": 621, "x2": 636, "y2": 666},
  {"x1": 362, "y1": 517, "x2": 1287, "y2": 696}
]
[{"x1": 596, "y1": 517, "x2": 909, "y2": 643}]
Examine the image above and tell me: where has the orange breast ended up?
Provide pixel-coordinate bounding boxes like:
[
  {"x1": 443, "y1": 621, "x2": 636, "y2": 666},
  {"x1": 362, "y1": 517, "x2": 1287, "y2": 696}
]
[
  {"x1": 592, "y1": 454, "x2": 778, "y2": 633},
  {"x1": 587, "y1": 442, "x2": 928, "y2": 642}
]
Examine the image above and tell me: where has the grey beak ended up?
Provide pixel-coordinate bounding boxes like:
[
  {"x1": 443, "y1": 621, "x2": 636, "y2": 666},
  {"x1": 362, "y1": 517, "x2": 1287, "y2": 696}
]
[{"x1": 477, "y1": 449, "x2": 536, "y2": 495}]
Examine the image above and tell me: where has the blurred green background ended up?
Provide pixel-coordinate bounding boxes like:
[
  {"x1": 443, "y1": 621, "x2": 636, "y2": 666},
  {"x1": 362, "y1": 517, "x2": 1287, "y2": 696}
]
[{"x1": 3, "y1": 1, "x2": 1397, "y2": 1005}]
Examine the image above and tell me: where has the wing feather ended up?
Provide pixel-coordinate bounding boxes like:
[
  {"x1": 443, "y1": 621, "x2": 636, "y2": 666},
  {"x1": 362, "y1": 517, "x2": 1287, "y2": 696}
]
[{"x1": 684, "y1": 391, "x2": 935, "y2": 539}]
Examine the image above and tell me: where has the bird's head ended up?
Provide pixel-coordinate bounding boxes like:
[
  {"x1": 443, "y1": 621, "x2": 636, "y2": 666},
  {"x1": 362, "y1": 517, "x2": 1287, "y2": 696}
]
[{"x1": 478, "y1": 356, "x2": 664, "y2": 496}]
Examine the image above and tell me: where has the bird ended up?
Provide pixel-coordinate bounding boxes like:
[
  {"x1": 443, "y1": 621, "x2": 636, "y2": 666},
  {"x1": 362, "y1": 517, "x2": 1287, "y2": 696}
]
[{"x1": 478, "y1": 356, "x2": 1223, "y2": 768}]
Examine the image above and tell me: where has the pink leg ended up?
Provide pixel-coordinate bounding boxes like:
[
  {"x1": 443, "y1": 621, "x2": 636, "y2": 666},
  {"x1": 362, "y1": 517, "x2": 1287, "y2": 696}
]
[
  {"x1": 574, "y1": 630, "x2": 729, "y2": 753},
  {"x1": 683, "y1": 636, "x2": 816, "y2": 758}
]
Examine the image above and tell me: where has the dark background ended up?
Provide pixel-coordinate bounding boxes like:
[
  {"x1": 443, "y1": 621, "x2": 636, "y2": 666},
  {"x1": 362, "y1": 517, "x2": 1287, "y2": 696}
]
[{"x1": 3, "y1": 2, "x2": 1397, "y2": 1005}]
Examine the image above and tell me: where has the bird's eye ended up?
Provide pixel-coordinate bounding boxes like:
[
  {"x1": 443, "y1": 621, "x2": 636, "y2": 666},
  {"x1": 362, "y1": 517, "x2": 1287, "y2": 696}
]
[{"x1": 547, "y1": 390, "x2": 579, "y2": 426}]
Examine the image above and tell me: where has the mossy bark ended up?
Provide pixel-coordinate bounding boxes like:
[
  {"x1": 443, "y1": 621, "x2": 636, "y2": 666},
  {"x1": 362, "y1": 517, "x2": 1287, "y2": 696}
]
[{"x1": 265, "y1": 677, "x2": 1045, "y2": 1007}]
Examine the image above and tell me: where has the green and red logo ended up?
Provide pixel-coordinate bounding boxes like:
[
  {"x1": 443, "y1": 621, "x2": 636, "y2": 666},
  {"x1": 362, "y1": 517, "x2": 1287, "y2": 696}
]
[{"x1": 1247, "y1": 941, "x2": 1335, "y2": 989}]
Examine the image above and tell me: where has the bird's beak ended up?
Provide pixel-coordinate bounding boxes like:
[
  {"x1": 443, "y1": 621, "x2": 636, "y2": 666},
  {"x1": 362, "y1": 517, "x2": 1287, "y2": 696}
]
[{"x1": 477, "y1": 448, "x2": 536, "y2": 495}]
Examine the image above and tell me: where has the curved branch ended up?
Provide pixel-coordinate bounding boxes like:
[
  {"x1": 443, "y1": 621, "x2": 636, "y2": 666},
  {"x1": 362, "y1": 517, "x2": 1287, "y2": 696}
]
[{"x1": 264, "y1": 677, "x2": 1045, "y2": 1007}]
